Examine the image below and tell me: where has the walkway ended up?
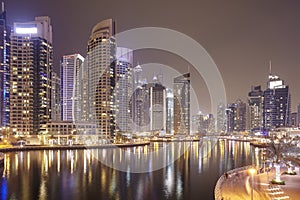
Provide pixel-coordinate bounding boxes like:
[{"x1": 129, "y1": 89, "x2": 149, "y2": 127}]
[{"x1": 218, "y1": 167, "x2": 300, "y2": 200}]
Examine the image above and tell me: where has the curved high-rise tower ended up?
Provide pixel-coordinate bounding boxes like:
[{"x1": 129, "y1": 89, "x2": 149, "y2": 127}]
[{"x1": 86, "y1": 19, "x2": 116, "y2": 138}]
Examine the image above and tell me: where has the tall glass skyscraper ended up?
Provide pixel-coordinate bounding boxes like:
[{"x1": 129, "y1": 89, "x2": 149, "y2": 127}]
[
  {"x1": 216, "y1": 103, "x2": 226, "y2": 133},
  {"x1": 166, "y1": 89, "x2": 174, "y2": 134},
  {"x1": 51, "y1": 72, "x2": 61, "y2": 121},
  {"x1": 173, "y1": 73, "x2": 190, "y2": 135},
  {"x1": 0, "y1": 1, "x2": 10, "y2": 128},
  {"x1": 115, "y1": 47, "x2": 133, "y2": 133},
  {"x1": 148, "y1": 81, "x2": 166, "y2": 132},
  {"x1": 248, "y1": 85, "x2": 264, "y2": 132},
  {"x1": 86, "y1": 19, "x2": 116, "y2": 138},
  {"x1": 263, "y1": 74, "x2": 291, "y2": 129},
  {"x1": 10, "y1": 16, "x2": 53, "y2": 134},
  {"x1": 60, "y1": 54, "x2": 84, "y2": 121}
]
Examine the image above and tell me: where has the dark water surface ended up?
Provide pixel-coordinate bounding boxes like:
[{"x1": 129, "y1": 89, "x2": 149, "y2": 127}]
[{"x1": 0, "y1": 139, "x2": 259, "y2": 200}]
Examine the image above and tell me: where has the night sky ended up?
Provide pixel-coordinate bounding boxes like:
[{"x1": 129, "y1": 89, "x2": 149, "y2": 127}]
[{"x1": 6, "y1": 0, "x2": 300, "y2": 113}]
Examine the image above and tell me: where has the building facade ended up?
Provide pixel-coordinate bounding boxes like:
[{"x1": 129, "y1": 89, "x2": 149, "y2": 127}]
[
  {"x1": 0, "y1": 1, "x2": 10, "y2": 128},
  {"x1": 115, "y1": 47, "x2": 133, "y2": 133},
  {"x1": 263, "y1": 74, "x2": 291, "y2": 130},
  {"x1": 173, "y1": 73, "x2": 190, "y2": 135},
  {"x1": 166, "y1": 89, "x2": 174, "y2": 134},
  {"x1": 51, "y1": 72, "x2": 61, "y2": 121},
  {"x1": 60, "y1": 54, "x2": 84, "y2": 121},
  {"x1": 10, "y1": 16, "x2": 52, "y2": 135},
  {"x1": 226, "y1": 99, "x2": 246, "y2": 133},
  {"x1": 290, "y1": 112, "x2": 297, "y2": 127},
  {"x1": 216, "y1": 103, "x2": 226, "y2": 133},
  {"x1": 248, "y1": 85, "x2": 264, "y2": 132},
  {"x1": 148, "y1": 81, "x2": 166, "y2": 132},
  {"x1": 86, "y1": 19, "x2": 116, "y2": 137}
]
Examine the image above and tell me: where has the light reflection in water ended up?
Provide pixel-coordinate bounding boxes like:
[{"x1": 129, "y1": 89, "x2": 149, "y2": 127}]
[{"x1": 0, "y1": 139, "x2": 258, "y2": 200}]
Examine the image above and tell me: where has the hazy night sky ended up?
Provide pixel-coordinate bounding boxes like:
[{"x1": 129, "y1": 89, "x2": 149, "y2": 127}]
[{"x1": 6, "y1": 0, "x2": 300, "y2": 113}]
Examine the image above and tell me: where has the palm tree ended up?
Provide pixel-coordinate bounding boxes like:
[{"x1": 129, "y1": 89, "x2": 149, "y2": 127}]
[{"x1": 267, "y1": 134, "x2": 300, "y2": 183}]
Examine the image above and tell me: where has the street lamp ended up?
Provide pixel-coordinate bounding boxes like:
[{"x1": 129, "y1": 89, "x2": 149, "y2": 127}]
[{"x1": 249, "y1": 168, "x2": 256, "y2": 200}]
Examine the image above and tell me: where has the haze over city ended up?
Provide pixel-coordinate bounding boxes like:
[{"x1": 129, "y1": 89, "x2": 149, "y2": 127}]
[{"x1": 6, "y1": 0, "x2": 300, "y2": 113}]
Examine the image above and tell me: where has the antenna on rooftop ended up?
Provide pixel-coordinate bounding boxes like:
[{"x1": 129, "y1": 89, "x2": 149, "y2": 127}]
[{"x1": 269, "y1": 60, "x2": 272, "y2": 75}]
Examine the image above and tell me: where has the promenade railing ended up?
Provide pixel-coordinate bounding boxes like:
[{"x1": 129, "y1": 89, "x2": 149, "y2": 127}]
[{"x1": 214, "y1": 165, "x2": 253, "y2": 200}]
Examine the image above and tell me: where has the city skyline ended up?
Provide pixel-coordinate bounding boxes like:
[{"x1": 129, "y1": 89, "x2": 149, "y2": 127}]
[{"x1": 5, "y1": 0, "x2": 300, "y2": 113}]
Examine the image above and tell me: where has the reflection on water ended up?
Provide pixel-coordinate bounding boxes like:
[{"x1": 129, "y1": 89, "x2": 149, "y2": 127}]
[{"x1": 0, "y1": 139, "x2": 261, "y2": 200}]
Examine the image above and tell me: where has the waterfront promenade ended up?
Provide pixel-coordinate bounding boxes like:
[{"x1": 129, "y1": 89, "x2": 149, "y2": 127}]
[{"x1": 215, "y1": 167, "x2": 300, "y2": 200}]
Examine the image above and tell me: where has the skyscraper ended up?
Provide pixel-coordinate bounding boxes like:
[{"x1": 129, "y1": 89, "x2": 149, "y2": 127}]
[
  {"x1": 248, "y1": 85, "x2": 264, "y2": 132},
  {"x1": 234, "y1": 99, "x2": 246, "y2": 132},
  {"x1": 86, "y1": 19, "x2": 116, "y2": 137},
  {"x1": 226, "y1": 99, "x2": 246, "y2": 133},
  {"x1": 166, "y1": 89, "x2": 174, "y2": 134},
  {"x1": 115, "y1": 47, "x2": 133, "y2": 133},
  {"x1": 148, "y1": 80, "x2": 166, "y2": 132},
  {"x1": 60, "y1": 53, "x2": 84, "y2": 121},
  {"x1": 226, "y1": 103, "x2": 236, "y2": 133},
  {"x1": 263, "y1": 74, "x2": 291, "y2": 130},
  {"x1": 216, "y1": 103, "x2": 226, "y2": 133},
  {"x1": 10, "y1": 16, "x2": 53, "y2": 135},
  {"x1": 173, "y1": 73, "x2": 190, "y2": 135},
  {"x1": 0, "y1": 1, "x2": 10, "y2": 128},
  {"x1": 51, "y1": 72, "x2": 61, "y2": 121},
  {"x1": 131, "y1": 83, "x2": 150, "y2": 134}
]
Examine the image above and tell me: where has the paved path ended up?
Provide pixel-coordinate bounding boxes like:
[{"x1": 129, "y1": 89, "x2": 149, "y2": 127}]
[{"x1": 219, "y1": 167, "x2": 300, "y2": 200}]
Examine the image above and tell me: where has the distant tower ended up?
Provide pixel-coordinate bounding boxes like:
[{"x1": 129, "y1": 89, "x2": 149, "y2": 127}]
[
  {"x1": 115, "y1": 47, "x2": 133, "y2": 133},
  {"x1": 132, "y1": 64, "x2": 145, "y2": 134},
  {"x1": 86, "y1": 19, "x2": 116, "y2": 137},
  {"x1": 0, "y1": 0, "x2": 10, "y2": 128},
  {"x1": 148, "y1": 82, "x2": 166, "y2": 132},
  {"x1": 234, "y1": 99, "x2": 246, "y2": 132},
  {"x1": 51, "y1": 72, "x2": 61, "y2": 121},
  {"x1": 226, "y1": 99, "x2": 246, "y2": 133},
  {"x1": 248, "y1": 85, "x2": 264, "y2": 132},
  {"x1": 60, "y1": 54, "x2": 84, "y2": 121},
  {"x1": 263, "y1": 72, "x2": 290, "y2": 129},
  {"x1": 217, "y1": 103, "x2": 226, "y2": 133},
  {"x1": 131, "y1": 83, "x2": 150, "y2": 134},
  {"x1": 166, "y1": 89, "x2": 174, "y2": 134},
  {"x1": 173, "y1": 73, "x2": 190, "y2": 135},
  {"x1": 10, "y1": 16, "x2": 53, "y2": 134}
]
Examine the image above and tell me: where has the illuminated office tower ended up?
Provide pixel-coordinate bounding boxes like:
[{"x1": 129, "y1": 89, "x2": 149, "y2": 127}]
[
  {"x1": 173, "y1": 73, "x2": 190, "y2": 135},
  {"x1": 0, "y1": 1, "x2": 10, "y2": 128},
  {"x1": 133, "y1": 64, "x2": 143, "y2": 88},
  {"x1": 225, "y1": 104, "x2": 236, "y2": 133},
  {"x1": 60, "y1": 54, "x2": 84, "y2": 121},
  {"x1": 248, "y1": 85, "x2": 263, "y2": 132},
  {"x1": 115, "y1": 47, "x2": 133, "y2": 133},
  {"x1": 166, "y1": 89, "x2": 174, "y2": 134},
  {"x1": 131, "y1": 83, "x2": 150, "y2": 133},
  {"x1": 216, "y1": 103, "x2": 226, "y2": 133},
  {"x1": 51, "y1": 72, "x2": 61, "y2": 121},
  {"x1": 10, "y1": 16, "x2": 52, "y2": 134},
  {"x1": 86, "y1": 19, "x2": 116, "y2": 137},
  {"x1": 226, "y1": 99, "x2": 246, "y2": 133},
  {"x1": 263, "y1": 73, "x2": 290, "y2": 129},
  {"x1": 148, "y1": 78, "x2": 166, "y2": 132},
  {"x1": 131, "y1": 64, "x2": 146, "y2": 134},
  {"x1": 234, "y1": 99, "x2": 246, "y2": 132}
]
